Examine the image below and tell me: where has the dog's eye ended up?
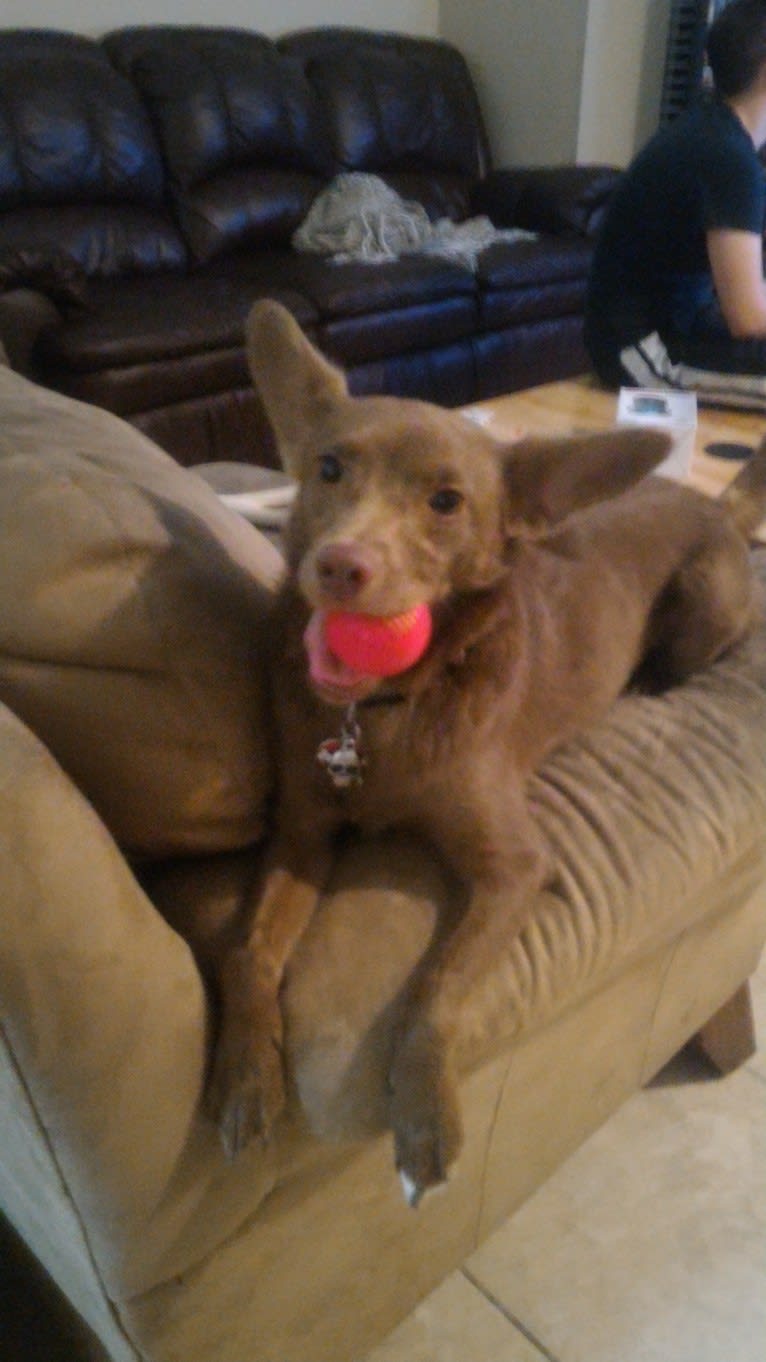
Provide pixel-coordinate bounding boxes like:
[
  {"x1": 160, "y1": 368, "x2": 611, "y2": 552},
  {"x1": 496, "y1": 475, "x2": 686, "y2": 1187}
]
[
  {"x1": 429, "y1": 487, "x2": 463, "y2": 515},
  {"x1": 318, "y1": 452, "x2": 343, "y2": 483}
]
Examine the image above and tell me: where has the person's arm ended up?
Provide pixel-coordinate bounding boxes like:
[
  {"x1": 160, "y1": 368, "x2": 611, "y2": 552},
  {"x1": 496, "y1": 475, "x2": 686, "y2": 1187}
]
[{"x1": 706, "y1": 227, "x2": 766, "y2": 337}]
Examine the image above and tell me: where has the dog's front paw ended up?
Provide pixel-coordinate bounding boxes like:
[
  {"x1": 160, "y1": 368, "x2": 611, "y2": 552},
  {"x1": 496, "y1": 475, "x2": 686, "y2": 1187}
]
[
  {"x1": 206, "y1": 993, "x2": 286, "y2": 1160},
  {"x1": 388, "y1": 1023, "x2": 463, "y2": 1208}
]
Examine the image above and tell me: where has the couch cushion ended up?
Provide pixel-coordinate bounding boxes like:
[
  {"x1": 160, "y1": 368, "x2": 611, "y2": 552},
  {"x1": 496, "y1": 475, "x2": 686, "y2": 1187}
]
[
  {"x1": 280, "y1": 29, "x2": 489, "y2": 223},
  {"x1": 474, "y1": 317, "x2": 590, "y2": 399},
  {"x1": 476, "y1": 235, "x2": 593, "y2": 292},
  {"x1": 0, "y1": 31, "x2": 187, "y2": 281},
  {"x1": 36, "y1": 265, "x2": 317, "y2": 417},
  {"x1": 271, "y1": 251, "x2": 477, "y2": 367},
  {"x1": 243, "y1": 247, "x2": 474, "y2": 320},
  {"x1": 0, "y1": 363, "x2": 281, "y2": 856},
  {"x1": 320, "y1": 296, "x2": 477, "y2": 368},
  {"x1": 104, "y1": 27, "x2": 332, "y2": 264},
  {"x1": 345, "y1": 338, "x2": 479, "y2": 408},
  {"x1": 475, "y1": 165, "x2": 622, "y2": 239},
  {"x1": 476, "y1": 237, "x2": 592, "y2": 332},
  {"x1": 39, "y1": 270, "x2": 316, "y2": 374}
]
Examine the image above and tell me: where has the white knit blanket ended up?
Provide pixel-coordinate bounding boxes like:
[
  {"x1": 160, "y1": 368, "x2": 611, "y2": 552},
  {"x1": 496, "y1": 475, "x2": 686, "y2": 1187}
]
[{"x1": 293, "y1": 173, "x2": 535, "y2": 271}]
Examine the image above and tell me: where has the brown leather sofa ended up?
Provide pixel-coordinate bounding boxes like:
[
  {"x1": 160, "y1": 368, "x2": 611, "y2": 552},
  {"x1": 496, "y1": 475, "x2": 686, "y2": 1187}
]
[{"x1": 0, "y1": 26, "x2": 619, "y2": 468}]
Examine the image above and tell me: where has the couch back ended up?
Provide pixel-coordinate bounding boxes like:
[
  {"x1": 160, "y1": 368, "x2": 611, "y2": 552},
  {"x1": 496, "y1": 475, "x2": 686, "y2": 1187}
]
[
  {"x1": 0, "y1": 356, "x2": 281, "y2": 857},
  {"x1": 280, "y1": 28, "x2": 490, "y2": 223},
  {"x1": 0, "y1": 30, "x2": 188, "y2": 284},
  {"x1": 0, "y1": 25, "x2": 491, "y2": 286},
  {"x1": 103, "y1": 27, "x2": 333, "y2": 265}
]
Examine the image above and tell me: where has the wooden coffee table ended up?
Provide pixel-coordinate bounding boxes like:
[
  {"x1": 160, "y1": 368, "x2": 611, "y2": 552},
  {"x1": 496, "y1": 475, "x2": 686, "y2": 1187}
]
[{"x1": 467, "y1": 377, "x2": 766, "y2": 540}]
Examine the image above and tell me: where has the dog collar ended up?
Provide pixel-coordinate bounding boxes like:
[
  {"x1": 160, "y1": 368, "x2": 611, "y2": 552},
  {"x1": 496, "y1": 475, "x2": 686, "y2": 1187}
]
[{"x1": 358, "y1": 691, "x2": 407, "y2": 709}]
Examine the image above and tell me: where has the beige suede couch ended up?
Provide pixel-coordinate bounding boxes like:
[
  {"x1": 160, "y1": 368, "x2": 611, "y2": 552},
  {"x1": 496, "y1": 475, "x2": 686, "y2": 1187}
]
[{"x1": 0, "y1": 356, "x2": 765, "y2": 1362}]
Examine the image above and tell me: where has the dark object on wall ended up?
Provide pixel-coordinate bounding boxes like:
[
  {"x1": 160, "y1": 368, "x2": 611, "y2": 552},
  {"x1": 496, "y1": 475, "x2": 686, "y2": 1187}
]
[
  {"x1": 659, "y1": 0, "x2": 710, "y2": 123},
  {"x1": 659, "y1": 0, "x2": 740, "y2": 124}
]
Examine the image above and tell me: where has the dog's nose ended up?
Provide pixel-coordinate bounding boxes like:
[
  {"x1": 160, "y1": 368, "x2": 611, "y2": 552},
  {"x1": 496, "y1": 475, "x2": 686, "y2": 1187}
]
[{"x1": 315, "y1": 542, "x2": 374, "y2": 602}]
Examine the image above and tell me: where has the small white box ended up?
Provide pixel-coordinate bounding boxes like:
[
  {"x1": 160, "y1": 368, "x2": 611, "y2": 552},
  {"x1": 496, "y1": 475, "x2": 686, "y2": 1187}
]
[{"x1": 616, "y1": 388, "x2": 697, "y2": 481}]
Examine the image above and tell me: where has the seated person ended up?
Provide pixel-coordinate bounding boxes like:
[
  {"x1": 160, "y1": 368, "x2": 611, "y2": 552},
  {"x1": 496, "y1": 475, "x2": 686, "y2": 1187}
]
[{"x1": 585, "y1": 0, "x2": 766, "y2": 408}]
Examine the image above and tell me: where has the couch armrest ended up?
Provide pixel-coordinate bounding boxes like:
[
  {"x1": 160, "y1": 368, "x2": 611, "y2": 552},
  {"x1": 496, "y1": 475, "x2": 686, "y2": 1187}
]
[
  {"x1": 0, "y1": 288, "x2": 63, "y2": 375},
  {"x1": 472, "y1": 164, "x2": 622, "y2": 238},
  {"x1": 0, "y1": 702, "x2": 209, "y2": 1294}
]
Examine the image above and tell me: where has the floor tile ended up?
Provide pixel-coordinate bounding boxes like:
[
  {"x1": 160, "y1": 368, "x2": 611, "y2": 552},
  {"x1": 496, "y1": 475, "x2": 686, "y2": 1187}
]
[
  {"x1": 466, "y1": 1062, "x2": 765, "y2": 1362},
  {"x1": 362, "y1": 1270, "x2": 547, "y2": 1362}
]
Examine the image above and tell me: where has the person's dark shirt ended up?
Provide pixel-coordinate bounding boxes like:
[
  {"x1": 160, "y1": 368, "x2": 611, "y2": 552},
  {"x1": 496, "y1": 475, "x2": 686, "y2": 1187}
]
[{"x1": 585, "y1": 95, "x2": 766, "y2": 369}]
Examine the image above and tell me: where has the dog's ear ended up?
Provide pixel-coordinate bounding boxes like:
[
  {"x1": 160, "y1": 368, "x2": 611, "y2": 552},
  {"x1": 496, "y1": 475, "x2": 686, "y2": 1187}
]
[
  {"x1": 245, "y1": 300, "x2": 349, "y2": 476},
  {"x1": 500, "y1": 428, "x2": 672, "y2": 537}
]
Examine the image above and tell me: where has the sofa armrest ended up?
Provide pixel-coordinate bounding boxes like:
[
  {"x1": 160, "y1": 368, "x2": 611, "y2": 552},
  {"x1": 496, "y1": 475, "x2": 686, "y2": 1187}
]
[
  {"x1": 472, "y1": 164, "x2": 622, "y2": 238},
  {"x1": 0, "y1": 701, "x2": 209, "y2": 1294},
  {"x1": 0, "y1": 288, "x2": 64, "y2": 375},
  {"x1": 0, "y1": 248, "x2": 89, "y2": 374}
]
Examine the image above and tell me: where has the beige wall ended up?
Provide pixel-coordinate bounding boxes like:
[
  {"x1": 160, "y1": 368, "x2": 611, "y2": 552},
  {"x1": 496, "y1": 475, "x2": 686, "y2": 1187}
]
[
  {"x1": 577, "y1": 0, "x2": 671, "y2": 164},
  {"x1": 441, "y1": 0, "x2": 671, "y2": 169},
  {"x1": 440, "y1": 0, "x2": 590, "y2": 165},
  {"x1": 0, "y1": 0, "x2": 438, "y2": 38}
]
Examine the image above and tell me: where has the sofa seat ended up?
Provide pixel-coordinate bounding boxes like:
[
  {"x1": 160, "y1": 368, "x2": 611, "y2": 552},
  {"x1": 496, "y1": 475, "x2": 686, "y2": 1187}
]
[
  {"x1": 0, "y1": 360, "x2": 764, "y2": 1362},
  {"x1": 37, "y1": 271, "x2": 317, "y2": 379},
  {"x1": 35, "y1": 250, "x2": 481, "y2": 464},
  {"x1": 36, "y1": 268, "x2": 318, "y2": 423},
  {"x1": 478, "y1": 234, "x2": 593, "y2": 291},
  {"x1": 39, "y1": 240, "x2": 591, "y2": 426}
]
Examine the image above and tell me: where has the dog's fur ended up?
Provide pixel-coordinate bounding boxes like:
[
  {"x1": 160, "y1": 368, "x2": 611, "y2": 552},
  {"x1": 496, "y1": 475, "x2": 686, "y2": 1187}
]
[{"x1": 201, "y1": 301, "x2": 766, "y2": 1205}]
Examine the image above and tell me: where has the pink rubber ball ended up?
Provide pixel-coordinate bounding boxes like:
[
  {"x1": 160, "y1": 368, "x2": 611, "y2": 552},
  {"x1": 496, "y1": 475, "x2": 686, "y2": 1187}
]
[{"x1": 325, "y1": 603, "x2": 432, "y2": 677}]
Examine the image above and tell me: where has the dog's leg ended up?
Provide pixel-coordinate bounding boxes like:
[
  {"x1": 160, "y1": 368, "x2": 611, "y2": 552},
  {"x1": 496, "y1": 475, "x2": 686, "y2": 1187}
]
[
  {"x1": 389, "y1": 792, "x2": 547, "y2": 1205},
  {"x1": 648, "y1": 525, "x2": 756, "y2": 685},
  {"x1": 206, "y1": 833, "x2": 334, "y2": 1159}
]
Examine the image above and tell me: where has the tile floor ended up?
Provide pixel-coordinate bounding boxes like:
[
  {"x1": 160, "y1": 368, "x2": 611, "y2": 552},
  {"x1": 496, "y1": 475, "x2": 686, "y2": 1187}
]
[
  {"x1": 364, "y1": 954, "x2": 766, "y2": 1362},
  {"x1": 1, "y1": 958, "x2": 763, "y2": 1362}
]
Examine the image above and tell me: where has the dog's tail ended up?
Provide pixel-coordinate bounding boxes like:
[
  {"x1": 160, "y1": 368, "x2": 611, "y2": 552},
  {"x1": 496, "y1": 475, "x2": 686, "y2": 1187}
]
[{"x1": 718, "y1": 434, "x2": 766, "y2": 538}]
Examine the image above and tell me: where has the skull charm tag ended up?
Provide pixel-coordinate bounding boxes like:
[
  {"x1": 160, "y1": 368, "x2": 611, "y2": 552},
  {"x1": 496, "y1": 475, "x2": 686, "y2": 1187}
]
[{"x1": 317, "y1": 705, "x2": 365, "y2": 789}]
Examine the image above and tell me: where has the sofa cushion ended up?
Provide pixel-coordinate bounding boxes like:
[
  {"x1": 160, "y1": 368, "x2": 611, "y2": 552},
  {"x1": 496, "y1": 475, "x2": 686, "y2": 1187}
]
[
  {"x1": 104, "y1": 27, "x2": 332, "y2": 264},
  {"x1": 0, "y1": 363, "x2": 281, "y2": 856},
  {"x1": 36, "y1": 265, "x2": 317, "y2": 418},
  {"x1": 336, "y1": 337, "x2": 477, "y2": 410},
  {"x1": 244, "y1": 247, "x2": 474, "y2": 319},
  {"x1": 476, "y1": 235, "x2": 593, "y2": 292},
  {"x1": 381, "y1": 171, "x2": 484, "y2": 226},
  {"x1": 259, "y1": 252, "x2": 478, "y2": 367},
  {"x1": 476, "y1": 237, "x2": 592, "y2": 333},
  {"x1": 280, "y1": 30, "x2": 489, "y2": 224},
  {"x1": 320, "y1": 296, "x2": 477, "y2": 368},
  {"x1": 39, "y1": 270, "x2": 316, "y2": 375},
  {"x1": 474, "y1": 165, "x2": 622, "y2": 239},
  {"x1": 473, "y1": 318, "x2": 590, "y2": 398},
  {"x1": 0, "y1": 31, "x2": 187, "y2": 280}
]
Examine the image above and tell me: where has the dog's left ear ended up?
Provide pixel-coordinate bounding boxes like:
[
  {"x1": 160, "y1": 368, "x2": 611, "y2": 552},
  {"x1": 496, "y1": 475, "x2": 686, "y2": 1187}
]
[
  {"x1": 245, "y1": 300, "x2": 349, "y2": 476},
  {"x1": 500, "y1": 428, "x2": 672, "y2": 537}
]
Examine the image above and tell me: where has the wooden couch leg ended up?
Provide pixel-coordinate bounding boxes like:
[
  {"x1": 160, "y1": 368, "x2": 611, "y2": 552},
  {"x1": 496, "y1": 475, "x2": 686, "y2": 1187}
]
[{"x1": 694, "y1": 982, "x2": 757, "y2": 1074}]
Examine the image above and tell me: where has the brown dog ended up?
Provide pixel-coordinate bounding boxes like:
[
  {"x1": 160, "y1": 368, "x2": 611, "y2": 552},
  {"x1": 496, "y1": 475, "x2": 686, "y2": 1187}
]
[{"x1": 204, "y1": 300, "x2": 766, "y2": 1205}]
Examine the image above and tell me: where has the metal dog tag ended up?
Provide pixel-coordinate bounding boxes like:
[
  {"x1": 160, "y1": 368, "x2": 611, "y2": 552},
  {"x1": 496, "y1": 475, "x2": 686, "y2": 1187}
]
[{"x1": 317, "y1": 704, "x2": 365, "y2": 788}]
